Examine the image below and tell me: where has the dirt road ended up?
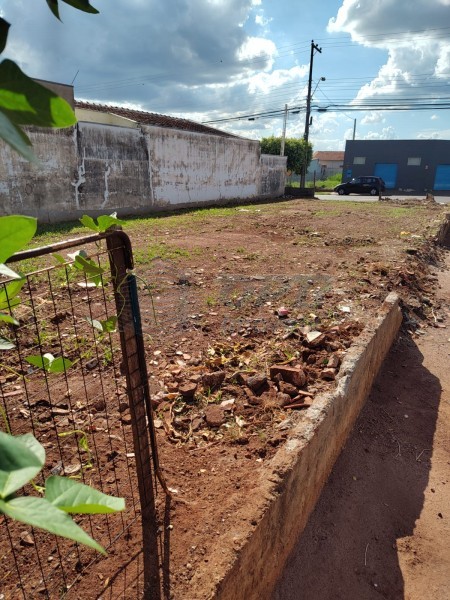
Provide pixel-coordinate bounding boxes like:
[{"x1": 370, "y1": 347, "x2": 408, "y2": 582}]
[{"x1": 273, "y1": 253, "x2": 450, "y2": 600}]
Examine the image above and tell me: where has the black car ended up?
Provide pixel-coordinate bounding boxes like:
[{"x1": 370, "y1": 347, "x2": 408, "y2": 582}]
[{"x1": 334, "y1": 176, "x2": 385, "y2": 196}]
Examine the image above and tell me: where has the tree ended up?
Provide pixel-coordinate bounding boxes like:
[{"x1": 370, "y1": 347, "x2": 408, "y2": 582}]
[
  {"x1": 0, "y1": 0, "x2": 99, "y2": 161},
  {"x1": 260, "y1": 136, "x2": 313, "y2": 176}
]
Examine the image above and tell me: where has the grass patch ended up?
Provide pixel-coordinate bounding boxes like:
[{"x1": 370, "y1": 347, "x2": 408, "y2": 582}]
[{"x1": 133, "y1": 242, "x2": 191, "y2": 265}]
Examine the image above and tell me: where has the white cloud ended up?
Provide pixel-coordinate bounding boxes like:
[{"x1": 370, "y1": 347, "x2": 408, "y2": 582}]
[
  {"x1": 255, "y1": 14, "x2": 270, "y2": 27},
  {"x1": 361, "y1": 111, "x2": 385, "y2": 125},
  {"x1": 246, "y1": 65, "x2": 307, "y2": 94},
  {"x1": 417, "y1": 126, "x2": 450, "y2": 138},
  {"x1": 237, "y1": 36, "x2": 277, "y2": 68},
  {"x1": 365, "y1": 126, "x2": 397, "y2": 140},
  {"x1": 430, "y1": 114, "x2": 439, "y2": 120},
  {"x1": 328, "y1": 1, "x2": 450, "y2": 105}
]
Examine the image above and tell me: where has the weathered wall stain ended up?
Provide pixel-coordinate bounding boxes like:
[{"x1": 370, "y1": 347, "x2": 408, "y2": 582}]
[{"x1": 0, "y1": 121, "x2": 286, "y2": 222}]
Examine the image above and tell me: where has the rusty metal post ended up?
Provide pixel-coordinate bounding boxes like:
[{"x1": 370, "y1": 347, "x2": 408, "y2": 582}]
[{"x1": 106, "y1": 230, "x2": 161, "y2": 599}]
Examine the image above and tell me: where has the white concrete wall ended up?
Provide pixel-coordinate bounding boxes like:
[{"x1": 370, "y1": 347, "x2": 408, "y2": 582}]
[
  {"x1": 76, "y1": 122, "x2": 153, "y2": 212},
  {"x1": 259, "y1": 154, "x2": 286, "y2": 197},
  {"x1": 0, "y1": 121, "x2": 286, "y2": 223},
  {"x1": 0, "y1": 127, "x2": 78, "y2": 221},
  {"x1": 144, "y1": 125, "x2": 260, "y2": 206}
]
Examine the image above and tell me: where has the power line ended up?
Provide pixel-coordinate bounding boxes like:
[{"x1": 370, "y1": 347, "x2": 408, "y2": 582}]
[{"x1": 75, "y1": 26, "x2": 450, "y2": 94}]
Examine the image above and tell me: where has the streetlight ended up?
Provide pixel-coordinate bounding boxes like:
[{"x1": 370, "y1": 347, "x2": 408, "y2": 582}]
[
  {"x1": 317, "y1": 108, "x2": 356, "y2": 140},
  {"x1": 312, "y1": 77, "x2": 326, "y2": 98}
]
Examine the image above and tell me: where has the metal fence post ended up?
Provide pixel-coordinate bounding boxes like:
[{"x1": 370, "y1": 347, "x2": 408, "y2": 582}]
[{"x1": 106, "y1": 231, "x2": 161, "y2": 599}]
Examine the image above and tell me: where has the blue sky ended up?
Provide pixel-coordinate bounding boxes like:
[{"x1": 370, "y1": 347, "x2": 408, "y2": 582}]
[{"x1": 1, "y1": 0, "x2": 450, "y2": 151}]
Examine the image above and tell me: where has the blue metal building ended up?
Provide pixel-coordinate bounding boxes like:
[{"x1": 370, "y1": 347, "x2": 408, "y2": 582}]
[{"x1": 342, "y1": 139, "x2": 450, "y2": 194}]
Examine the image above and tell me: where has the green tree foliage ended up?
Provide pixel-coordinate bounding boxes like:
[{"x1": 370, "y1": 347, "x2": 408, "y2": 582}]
[
  {"x1": 0, "y1": 0, "x2": 99, "y2": 160},
  {"x1": 260, "y1": 136, "x2": 313, "y2": 175}
]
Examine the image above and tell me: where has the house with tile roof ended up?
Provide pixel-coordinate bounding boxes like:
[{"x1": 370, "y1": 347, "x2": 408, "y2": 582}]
[
  {"x1": 313, "y1": 151, "x2": 345, "y2": 178},
  {"x1": 0, "y1": 87, "x2": 287, "y2": 222}
]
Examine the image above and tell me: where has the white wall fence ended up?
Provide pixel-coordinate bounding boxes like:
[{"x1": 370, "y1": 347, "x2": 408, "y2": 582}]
[{"x1": 0, "y1": 122, "x2": 287, "y2": 223}]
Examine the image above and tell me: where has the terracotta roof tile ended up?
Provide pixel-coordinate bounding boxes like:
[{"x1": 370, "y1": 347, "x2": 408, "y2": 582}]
[
  {"x1": 313, "y1": 151, "x2": 345, "y2": 162},
  {"x1": 74, "y1": 101, "x2": 238, "y2": 139}
]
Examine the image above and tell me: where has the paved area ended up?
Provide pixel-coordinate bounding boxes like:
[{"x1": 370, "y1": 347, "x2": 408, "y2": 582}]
[{"x1": 316, "y1": 193, "x2": 450, "y2": 204}]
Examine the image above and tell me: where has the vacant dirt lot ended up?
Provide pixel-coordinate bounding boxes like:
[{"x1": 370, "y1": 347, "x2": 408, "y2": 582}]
[{"x1": 2, "y1": 197, "x2": 449, "y2": 599}]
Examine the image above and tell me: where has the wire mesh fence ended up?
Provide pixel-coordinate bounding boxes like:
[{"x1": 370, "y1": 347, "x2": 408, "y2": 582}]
[{"x1": 0, "y1": 231, "x2": 159, "y2": 599}]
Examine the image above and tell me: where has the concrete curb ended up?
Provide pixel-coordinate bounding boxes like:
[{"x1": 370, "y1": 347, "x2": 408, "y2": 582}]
[
  {"x1": 193, "y1": 293, "x2": 402, "y2": 600},
  {"x1": 436, "y1": 213, "x2": 450, "y2": 247}
]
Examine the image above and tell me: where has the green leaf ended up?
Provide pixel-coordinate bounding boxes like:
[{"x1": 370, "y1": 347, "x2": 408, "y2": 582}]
[
  {"x1": 0, "y1": 278, "x2": 25, "y2": 310},
  {"x1": 53, "y1": 253, "x2": 66, "y2": 264},
  {"x1": 67, "y1": 249, "x2": 87, "y2": 262},
  {"x1": 87, "y1": 315, "x2": 117, "y2": 333},
  {"x1": 0, "y1": 296, "x2": 20, "y2": 310},
  {"x1": 0, "y1": 336, "x2": 15, "y2": 349},
  {"x1": 80, "y1": 213, "x2": 124, "y2": 233},
  {"x1": 87, "y1": 318, "x2": 103, "y2": 331},
  {"x1": 78, "y1": 435, "x2": 89, "y2": 453},
  {"x1": 48, "y1": 356, "x2": 73, "y2": 373},
  {"x1": 79, "y1": 214, "x2": 99, "y2": 232},
  {"x1": 45, "y1": 476, "x2": 125, "y2": 514},
  {"x1": 91, "y1": 274, "x2": 103, "y2": 287},
  {"x1": 25, "y1": 353, "x2": 72, "y2": 373},
  {"x1": 100, "y1": 316, "x2": 117, "y2": 332},
  {"x1": 74, "y1": 255, "x2": 104, "y2": 275},
  {"x1": 0, "y1": 60, "x2": 76, "y2": 128},
  {"x1": 0, "y1": 111, "x2": 37, "y2": 161},
  {"x1": 0, "y1": 215, "x2": 37, "y2": 263},
  {"x1": 0, "y1": 263, "x2": 22, "y2": 279},
  {"x1": 46, "y1": 0, "x2": 61, "y2": 19},
  {"x1": 0, "y1": 18, "x2": 10, "y2": 54},
  {"x1": 96, "y1": 214, "x2": 125, "y2": 232},
  {"x1": 62, "y1": 0, "x2": 99, "y2": 15},
  {"x1": 0, "y1": 432, "x2": 45, "y2": 498},
  {"x1": 17, "y1": 433, "x2": 46, "y2": 464},
  {"x1": 25, "y1": 354, "x2": 51, "y2": 370},
  {"x1": 0, "y1": 496, "x2": 105, "y2": 554},
  {"x1": 0, "y1": 313, "x2": 19, "y2": 325}
]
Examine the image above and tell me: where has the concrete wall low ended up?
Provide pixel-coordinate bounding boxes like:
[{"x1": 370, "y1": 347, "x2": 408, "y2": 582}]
[
  {"x1": 0, "y1": 122, "x2": 286, "y2": 222},
  {"x1": 259, "y1": 154, "x2": 286, "y2": 198},
  {"x1": 186, "y1": 293, "x2": 403, "y2": 600}
]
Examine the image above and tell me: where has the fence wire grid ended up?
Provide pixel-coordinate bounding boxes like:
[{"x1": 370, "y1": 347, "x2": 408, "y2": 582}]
[{"x1": 0, "y1": 231, "x2": 160, "y2": 599}]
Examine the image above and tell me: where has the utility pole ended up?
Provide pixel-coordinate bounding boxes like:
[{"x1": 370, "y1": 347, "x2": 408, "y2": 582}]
[
  {"x1": 280, "y1": 104, "x2": 288, "y2": 157},
  {"x1": 300, "y1": 40, "x2": 322, "y2": 188},
  {"x1": 352, "y1": 118, "x2": 356, "y2": 140}
]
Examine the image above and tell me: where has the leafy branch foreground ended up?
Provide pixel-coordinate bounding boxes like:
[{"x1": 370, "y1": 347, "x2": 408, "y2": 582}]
[
  {"x1": 0, "y1": 212, "x2": 126, "y2": 553},
  {"x1": 0, "y1": 0, "x2": 99, "y2": 160},
  {"x1": 0, "y1": 431, "x2": 124, "y2": 554}
]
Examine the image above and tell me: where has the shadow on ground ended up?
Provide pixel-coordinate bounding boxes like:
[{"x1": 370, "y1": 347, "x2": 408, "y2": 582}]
[{"x1": 272, "y1": 332, "x2": 441, "y2": 600}]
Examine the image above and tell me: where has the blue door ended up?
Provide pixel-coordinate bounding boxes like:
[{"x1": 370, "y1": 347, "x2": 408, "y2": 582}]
[
  {"x1": 374, "y1": 163, "x2": 398, "y2": 189},
  {"x1": 434, "y1": 165, "x2": 450, "y2": 190}
]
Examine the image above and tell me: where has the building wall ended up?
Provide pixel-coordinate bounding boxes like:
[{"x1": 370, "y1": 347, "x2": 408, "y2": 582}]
[
  {"x1": 33, "y1": 79, "x2": 75, "y2": 109},
  {"x1": 342, "y1": 139, "x2": 450, "y2": 193},
  {"x1": 143, "y1": 125, "x2": 262, "y2": 206},
  {"x1": 0, "y1": 122, "x2": 286, "y2": 222},
  {"x1": 258, "y1": 154, "x2": 286, "y2": 197},
  {"x1": 0, "y1": 127, "x2": 78, "y2": 221}
]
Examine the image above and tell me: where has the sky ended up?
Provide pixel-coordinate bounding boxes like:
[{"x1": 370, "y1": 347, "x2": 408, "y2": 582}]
[{"x1": 1, "y1": 0, "x2": 450, "y2": 151}]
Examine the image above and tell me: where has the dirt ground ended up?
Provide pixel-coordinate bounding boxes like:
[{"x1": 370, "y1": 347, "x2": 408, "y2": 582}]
[
  {"x1": 115, "y1": 197, "x2": 449, "y2": 600},
  {"x1": 273, "y1": 254, "x2": 450, "y2": 600},
  {"x1": 1, "y1": 197, "x2": 449, "y2": 599}
]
